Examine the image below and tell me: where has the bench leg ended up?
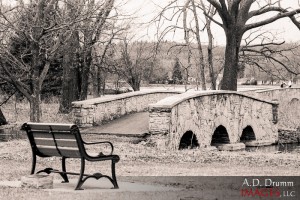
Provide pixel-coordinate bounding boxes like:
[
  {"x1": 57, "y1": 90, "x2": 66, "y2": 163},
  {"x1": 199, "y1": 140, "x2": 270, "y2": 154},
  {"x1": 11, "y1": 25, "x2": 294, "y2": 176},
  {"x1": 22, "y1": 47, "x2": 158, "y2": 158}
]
[
  {"x1": 30, "y1": 153, "x2": 36, "y2": 174},
  {"x1": 111, "y1": 160, "x2": 119, "y2": 189},
  {"x1": 61, "y1": 157, "x2": 69, "y2": 183},
  {"x1": 75, "y1": 158, "x2": 85, "y2": 190},
  {"x1": 74, "y1": 158, "x2": 119, "y2": 190}
]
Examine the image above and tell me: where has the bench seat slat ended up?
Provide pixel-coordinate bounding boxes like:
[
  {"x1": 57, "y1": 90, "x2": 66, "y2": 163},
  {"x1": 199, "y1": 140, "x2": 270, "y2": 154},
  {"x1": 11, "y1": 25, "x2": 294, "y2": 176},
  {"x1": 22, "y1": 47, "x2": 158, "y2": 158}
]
[
  {"x1": 34, "y1": 138, "x2": 55, "y2": 147},
  {"x1": 37, "y1": 146, "x2": 81, "y2": 158},
  {"x1": 37, "y1": 146, "x2": 61, "y2": 157},
  {"x1": 56, "y1": 139, "x2": 78, "y2": 148},
  {"x1": 33, "y1": 132, "x2": 76, "y2": 140},
  {"x1": 34, "y1": 138, "x2": 78, "y2": 148}
]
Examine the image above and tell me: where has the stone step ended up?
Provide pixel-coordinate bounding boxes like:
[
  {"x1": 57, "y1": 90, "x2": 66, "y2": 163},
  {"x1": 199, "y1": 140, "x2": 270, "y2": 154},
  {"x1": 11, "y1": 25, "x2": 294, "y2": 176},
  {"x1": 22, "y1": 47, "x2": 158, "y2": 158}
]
[
  {"x1": 21, "y1": 174, "x2": 53, "y2": 189},
  {"x1": 244, "y1": 140, "x2": 276, "y2": 147},
  {"x1": 212, "y1": 143, "x2": 246, "y2": 151}
]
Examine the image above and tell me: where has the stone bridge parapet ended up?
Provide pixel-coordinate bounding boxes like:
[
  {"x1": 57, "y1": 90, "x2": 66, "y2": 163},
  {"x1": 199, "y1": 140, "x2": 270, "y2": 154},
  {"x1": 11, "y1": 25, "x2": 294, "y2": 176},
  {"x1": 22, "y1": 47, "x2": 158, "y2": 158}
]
[
  {"x1": 241, "y1": 87, "x2": 300, "y2": 129},
  {"x1": 149, "y1": 91, "x2": 279, "y2": 150},
  {"x1": 241, "y1": 87, "x2": 300, "y2": 102},
  {"x1": 72, "y1": 90, "x2": 181, "y2": 127}
]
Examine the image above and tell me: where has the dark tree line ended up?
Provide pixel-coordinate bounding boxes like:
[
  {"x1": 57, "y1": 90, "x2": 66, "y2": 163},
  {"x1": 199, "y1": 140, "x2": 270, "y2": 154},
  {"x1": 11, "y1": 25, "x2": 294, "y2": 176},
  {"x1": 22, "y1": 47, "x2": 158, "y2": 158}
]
[
  {"x1": 0, "y1": 0, "x2": 119, "y2": 121},
  {"x1": 0, "y1": 0, "x2": 161, "y2": 122}
]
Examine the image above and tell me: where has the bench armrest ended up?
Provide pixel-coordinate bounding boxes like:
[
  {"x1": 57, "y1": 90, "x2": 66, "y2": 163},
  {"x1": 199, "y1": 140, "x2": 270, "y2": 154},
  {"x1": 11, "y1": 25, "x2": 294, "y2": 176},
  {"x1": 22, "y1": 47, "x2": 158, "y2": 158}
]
[{"x1": 83, "y1": 141, "x2": 114, "y2": 155}]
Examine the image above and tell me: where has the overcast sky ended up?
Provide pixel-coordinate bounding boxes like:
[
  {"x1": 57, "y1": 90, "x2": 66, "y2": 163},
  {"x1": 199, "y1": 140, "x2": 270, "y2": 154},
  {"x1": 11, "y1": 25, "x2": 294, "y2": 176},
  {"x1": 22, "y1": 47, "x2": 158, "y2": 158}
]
[
  {"x1": 3, "y1": 0, "x2": 300, "y2": 45},
  {"x1": 124, "y1": 0, "x2": 300, "y2": 45}
]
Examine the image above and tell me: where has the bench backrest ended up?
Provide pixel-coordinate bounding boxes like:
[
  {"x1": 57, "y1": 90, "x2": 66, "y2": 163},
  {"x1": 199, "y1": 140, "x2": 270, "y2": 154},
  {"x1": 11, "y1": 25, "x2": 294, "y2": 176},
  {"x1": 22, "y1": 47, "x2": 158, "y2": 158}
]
[{"x1": 22, "y1": 122, "x2": 85, "y2": 158}]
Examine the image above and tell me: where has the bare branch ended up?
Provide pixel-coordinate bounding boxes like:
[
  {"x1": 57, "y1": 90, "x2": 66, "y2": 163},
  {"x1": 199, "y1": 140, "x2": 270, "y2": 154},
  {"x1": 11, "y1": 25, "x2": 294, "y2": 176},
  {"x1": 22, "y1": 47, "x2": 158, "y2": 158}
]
[{"x1": 246, "y1": 8, "x2": 300, "y2": 32}]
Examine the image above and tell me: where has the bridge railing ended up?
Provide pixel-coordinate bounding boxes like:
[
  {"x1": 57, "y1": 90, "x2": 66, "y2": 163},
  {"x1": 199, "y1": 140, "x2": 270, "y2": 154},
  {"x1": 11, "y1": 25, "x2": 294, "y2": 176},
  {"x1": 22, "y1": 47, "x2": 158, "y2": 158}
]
[
  {"x1": 71, "y1": 90, "x2": 181, "y2": 127},
  {"x1": 250, "y1": 87, "x2": 300, "y2": 129}
]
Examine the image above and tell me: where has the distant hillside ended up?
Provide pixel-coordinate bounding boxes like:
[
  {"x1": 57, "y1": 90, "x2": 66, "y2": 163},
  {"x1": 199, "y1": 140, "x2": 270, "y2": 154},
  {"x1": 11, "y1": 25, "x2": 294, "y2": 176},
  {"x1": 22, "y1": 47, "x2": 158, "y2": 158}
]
[{"x1": 109, "y1": 40, "x2": 299, "y2": 85}]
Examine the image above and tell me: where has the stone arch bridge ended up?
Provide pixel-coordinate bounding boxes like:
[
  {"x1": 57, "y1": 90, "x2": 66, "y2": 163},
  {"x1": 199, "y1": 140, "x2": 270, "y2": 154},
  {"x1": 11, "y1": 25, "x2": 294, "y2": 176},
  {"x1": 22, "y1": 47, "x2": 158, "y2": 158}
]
[
  {"x1": 149, "y1": 91, "x2": 279, "y2": 150},
  {"x1": 72, "y1": 87, "x2": 300, "y2": 150}
]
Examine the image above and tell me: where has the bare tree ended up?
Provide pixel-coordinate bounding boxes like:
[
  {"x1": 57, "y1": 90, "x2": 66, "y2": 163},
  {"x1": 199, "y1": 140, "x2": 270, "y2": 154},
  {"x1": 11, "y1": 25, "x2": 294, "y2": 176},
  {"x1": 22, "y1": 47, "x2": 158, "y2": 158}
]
[
  {"x1": 79, "y1": 0, "x2": 115, "y2": 100},
  {"x1": 200, "y1": 0, "x2": 217, "y2": 89},
  {"x1": 153, "y1": 1, "x2": 209, "y2": 90},
  {"x1": 190, "y1": 0, "x2": 207, "y2": 90},
  {"x1": 206, "y1": 0, "x2": 300, "y2": 90},
  {"x1": 116, "y1": 38, "x2": 158, "y2": 91},
  {"x1": 183, "y1": 0, "x2": 192, "y2": 90},
  {"x1": 58, "y1": 0, "x2": 116, "y2": 112},
  {"x1": 0, "y1": 0, "x2": 68, "y2": 121},
  {"x1": 92, "y1": 25, "x2": 128, "y2": 97}
]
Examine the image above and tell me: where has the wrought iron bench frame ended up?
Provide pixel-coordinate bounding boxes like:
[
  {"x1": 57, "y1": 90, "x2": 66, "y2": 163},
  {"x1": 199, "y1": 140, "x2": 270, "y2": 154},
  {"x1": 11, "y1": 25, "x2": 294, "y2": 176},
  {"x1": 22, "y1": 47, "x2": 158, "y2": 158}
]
[{"x1": 21, "y1": 122, "x2": 120, "y2": 190}]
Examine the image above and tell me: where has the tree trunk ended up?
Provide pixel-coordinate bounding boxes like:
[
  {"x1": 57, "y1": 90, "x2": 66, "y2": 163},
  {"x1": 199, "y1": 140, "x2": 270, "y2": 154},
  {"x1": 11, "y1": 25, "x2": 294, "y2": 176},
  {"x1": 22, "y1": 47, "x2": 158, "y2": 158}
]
[
  {"x1": 29, "y1": 94, "x2": 41, "y2": 122},
  {"x1": 101, "y1": 70, "x2": 107, "y2": 95},
  {"x1": 206, "y1": 13, "x2": 216, "y2": 90},
  {"x1": 59, "y1": 31, "x2": 80, "y2": 113},
  {"x1": 220, "y1": 29, "x2": 242, "y2": 91},
  {"x1": 80, "y1": 48, "x2": 92, "y2": 100},
  {"x1": 30, "y1": 39, "x2": 43, "y2": 122},
  {"x1": 59, "y1": 58, "x2": 80, "y2": 113},
  {"x1": 92, "y1": 64, "x2": 105, "y2": 97},
  {"x1": 129, "y1": 77, "x2": 140, "y2": 91},
  {"x1": 208, "y1": 47, "x2": 216, "y2": 90},
  {"x1": 200, "y1": 0, "x2": 216, "y2": 90},
  {"x1": 0, "y1": 108, "x2": 7, "y2": 125},
  {"x1": 183, "y1": 0, "x2": 191, "y2": 92},
  {"x1": 92, "y1": 64, "x2": 99, "y2": 98},
  {"x1": 59, "y1": 1, "x2": 81, "y2": 112}
]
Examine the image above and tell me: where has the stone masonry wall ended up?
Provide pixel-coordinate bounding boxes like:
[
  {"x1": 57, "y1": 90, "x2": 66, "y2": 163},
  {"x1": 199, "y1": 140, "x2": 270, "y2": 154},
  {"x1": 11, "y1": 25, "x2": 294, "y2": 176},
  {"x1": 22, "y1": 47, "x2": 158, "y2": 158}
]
[
  {"x1": 241, "y1": 88, "x2": 300, "y2": 103},
  {"x1": 149, "y1": 91, "x2": 278, "y2": 150},
  {"x1": 72, "y1": 90, "x2": 181, "y2": 127},
  {"x1": 242, "y1": 88, "x2": 300, "y2": 129},
  {"x1": 255, "y1": 88, "x2": 300, "y2": 102}
]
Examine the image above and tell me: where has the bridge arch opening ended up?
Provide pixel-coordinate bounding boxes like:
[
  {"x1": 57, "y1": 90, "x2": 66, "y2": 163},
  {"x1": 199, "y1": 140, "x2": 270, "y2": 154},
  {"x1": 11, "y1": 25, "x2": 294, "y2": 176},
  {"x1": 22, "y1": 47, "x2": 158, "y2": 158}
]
[
  {"x1": 211, "y1": 125, "x2": 230, "y2": 145},
  {"x1": 179, "y1": 131, "x2": 200, "y2": 150},
  {"x1": 240, "y1": 126, "x2": 256, "y2": 142}
]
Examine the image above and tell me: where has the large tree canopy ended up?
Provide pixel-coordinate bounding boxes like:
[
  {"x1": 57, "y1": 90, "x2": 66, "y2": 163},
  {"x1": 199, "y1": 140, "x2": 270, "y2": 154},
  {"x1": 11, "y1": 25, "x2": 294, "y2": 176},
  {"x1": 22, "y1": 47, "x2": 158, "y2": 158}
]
[{"x1": 206, "y1": 0, "x2": 300, "y2": 90}]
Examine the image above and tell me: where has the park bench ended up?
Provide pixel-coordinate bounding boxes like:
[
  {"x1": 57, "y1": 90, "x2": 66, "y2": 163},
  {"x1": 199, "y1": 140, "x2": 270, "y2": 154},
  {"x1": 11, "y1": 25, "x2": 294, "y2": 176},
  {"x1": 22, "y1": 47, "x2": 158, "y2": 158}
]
[{"x1": 21, "y1": 122, "x2": 120, "y2": 190}]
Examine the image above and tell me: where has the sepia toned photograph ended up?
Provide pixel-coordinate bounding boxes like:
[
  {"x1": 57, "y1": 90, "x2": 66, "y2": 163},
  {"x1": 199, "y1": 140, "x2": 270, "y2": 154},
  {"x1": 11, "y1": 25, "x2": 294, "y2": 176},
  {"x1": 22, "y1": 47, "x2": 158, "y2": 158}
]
[{"x1": 0, "y1": 0, "x2": 299, "y2": 199}]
